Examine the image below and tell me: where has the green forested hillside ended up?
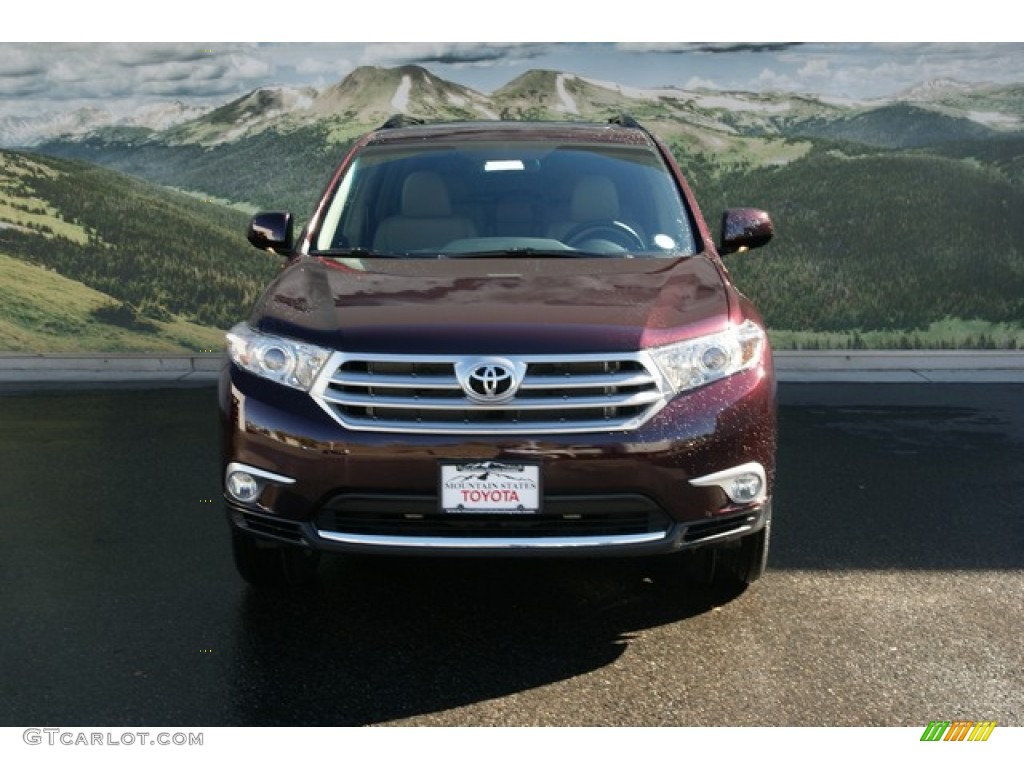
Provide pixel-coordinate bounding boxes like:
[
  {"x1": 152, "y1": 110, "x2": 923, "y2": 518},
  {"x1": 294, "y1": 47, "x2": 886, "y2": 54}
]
[
  {"x1": 42, "y1": 124, "x2": 351, "y2": 217},
  {"x1": 0, "y1": 150, "x2": 280, "y2": 350},
  {"x1": 787, "y1": 104, "x2": 998, "y2": 149},
  {"x1": 931, "y1": 134, "x2": 1024, "y2": 188},
  {"x1": 674, "y1": 141, "x2": 1024, "y2": 345}
]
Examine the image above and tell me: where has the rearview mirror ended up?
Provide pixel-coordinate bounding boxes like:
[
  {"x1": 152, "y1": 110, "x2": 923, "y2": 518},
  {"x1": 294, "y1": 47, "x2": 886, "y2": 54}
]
[
  {"x1": 247, "y1": 211, "x2": 294, "y2": 254},
  {"x1": 719, "y1": 208, "x2": 774, "y2": 255}
]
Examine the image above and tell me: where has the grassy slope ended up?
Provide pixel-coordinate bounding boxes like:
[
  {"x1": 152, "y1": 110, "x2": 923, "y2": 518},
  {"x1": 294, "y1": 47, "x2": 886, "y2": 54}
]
[
  {"x1": 8, "y1": 152, "x2": 278, "y2": 329},
  {"x1": 0, "y1": 253, "x2": 224, "y2": 352},
  {"x1": 0, "y1": 150, "x2": 280, "y2": 352},
  {"x1": 0, "y1": 152, "x2": 90, "y2": 244}
]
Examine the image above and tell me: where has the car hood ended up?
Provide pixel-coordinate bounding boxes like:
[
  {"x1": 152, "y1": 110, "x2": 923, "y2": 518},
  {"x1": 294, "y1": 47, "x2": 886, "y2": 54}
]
[{"x1": 251, "y1": 256, "x2": 731, "y2": 354}]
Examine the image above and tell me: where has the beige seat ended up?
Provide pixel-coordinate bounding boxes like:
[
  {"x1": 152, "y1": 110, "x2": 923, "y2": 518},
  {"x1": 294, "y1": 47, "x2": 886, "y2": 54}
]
[
  {"x1": 547, "y1": 175, "x2": 621, "y2": 241},
  {"x1": 373, "y1": 171, "x2": 476, "y2": 251}
]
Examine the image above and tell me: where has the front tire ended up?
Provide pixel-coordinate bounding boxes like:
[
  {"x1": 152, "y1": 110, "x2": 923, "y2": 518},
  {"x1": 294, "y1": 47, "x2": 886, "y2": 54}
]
[{"x1": 231, "y1": 529, "x2": 321, "y2": 588}]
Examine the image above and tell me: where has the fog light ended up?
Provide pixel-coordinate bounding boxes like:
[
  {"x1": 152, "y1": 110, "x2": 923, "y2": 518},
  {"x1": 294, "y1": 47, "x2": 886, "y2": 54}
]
[
  {"x1": 226, "y1": 471, "x2": 261, "y2": 503},
  {"x1": 689, "y1": 462, "x2": 768, "y2": 505},
  {"x1": 729, "y1": 473, "x2": 763, "y2": 503},
  {"x1": 224, "y1": 462, "x2": 296, "y2": 506}
]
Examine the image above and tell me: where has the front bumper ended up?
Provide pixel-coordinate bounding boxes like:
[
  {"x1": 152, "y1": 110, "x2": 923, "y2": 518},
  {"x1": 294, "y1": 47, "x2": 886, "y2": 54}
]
[
  {"x1": 219, "y1": 361, "x2": 776, "y2": 557},
  {"x1": 226, "y1": 495, "x2": 770, "y2": 557}
]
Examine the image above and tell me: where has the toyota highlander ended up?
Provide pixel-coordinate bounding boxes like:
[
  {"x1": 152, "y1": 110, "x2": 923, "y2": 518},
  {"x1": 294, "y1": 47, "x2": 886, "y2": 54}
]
[{"x1": 220, "y1": 115, "x2": 777, "y2": 590}]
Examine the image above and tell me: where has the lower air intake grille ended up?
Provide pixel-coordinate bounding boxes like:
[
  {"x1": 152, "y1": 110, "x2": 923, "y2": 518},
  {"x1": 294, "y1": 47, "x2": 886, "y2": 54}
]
[
  {"x1": 315, "y1": 494, "x2": 671, "y2": 539},
  {"x1": 238, "y1": 512, "x2": 305, "y2": 543}
]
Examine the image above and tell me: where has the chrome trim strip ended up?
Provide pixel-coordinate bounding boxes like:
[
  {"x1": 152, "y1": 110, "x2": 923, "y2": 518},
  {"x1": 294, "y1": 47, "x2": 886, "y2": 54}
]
[
  {"x1": 331, "y1": 372, "x2": 458, "y2": 388},
  {"x1": 322, "y1": 350, "x2": 657, "y2": 365},
  {"x1": 686, "y1": 520, "x2": 758, "y2": 545},
  {"x1": 225, "y1": 461, "x2": 296, "y2": 486},
  {"x1": 319, "y1": 389, "x2": 662, "y2": 410},
  {"x1": 321, "y1": 414, "x2": 656, "y2": 435},
  {"x1": 314, "y1": 530, "x2": 668, "y2": 549},
  {"x1": 688, "y1": 462, "x2": 768, "y2": 504},
  {"x1": 518, "y1": 371, "x2": 656, "y2": 389}
]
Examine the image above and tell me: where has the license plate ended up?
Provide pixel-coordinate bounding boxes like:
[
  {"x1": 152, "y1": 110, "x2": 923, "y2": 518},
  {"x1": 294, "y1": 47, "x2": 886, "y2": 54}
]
[{"x1": 440, "y1": 461, "x2": 541, "y2": 514}]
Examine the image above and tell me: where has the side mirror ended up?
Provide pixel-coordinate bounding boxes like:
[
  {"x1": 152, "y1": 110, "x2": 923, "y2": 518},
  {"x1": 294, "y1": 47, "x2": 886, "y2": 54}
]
[
  {"x1": 247, "y1": 211, "x2": 294, "y2": 254},
  {"x1": 719, "y1": 208, "x2": 774, "y2": 255}
]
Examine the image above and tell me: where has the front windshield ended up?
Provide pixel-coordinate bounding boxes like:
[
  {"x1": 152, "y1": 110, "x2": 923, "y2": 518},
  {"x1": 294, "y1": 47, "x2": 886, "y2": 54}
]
[{"x1": 313, "y1": 139, "x2": 697, "y2": 258}]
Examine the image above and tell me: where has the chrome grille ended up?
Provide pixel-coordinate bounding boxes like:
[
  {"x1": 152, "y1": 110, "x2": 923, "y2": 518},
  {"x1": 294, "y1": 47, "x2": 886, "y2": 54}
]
[{"x1": 310, "y1": 352, "x2": 667, "y2": 434}]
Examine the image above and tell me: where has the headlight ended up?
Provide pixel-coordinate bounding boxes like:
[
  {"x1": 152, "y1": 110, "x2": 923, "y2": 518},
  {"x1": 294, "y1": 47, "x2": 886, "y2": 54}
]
[
  {"x1": 226, "y1": 323, "x2": 331, "y2": 391},
  {"x1": 649, "y1": 320, "x2": 766, "y2": 394}
]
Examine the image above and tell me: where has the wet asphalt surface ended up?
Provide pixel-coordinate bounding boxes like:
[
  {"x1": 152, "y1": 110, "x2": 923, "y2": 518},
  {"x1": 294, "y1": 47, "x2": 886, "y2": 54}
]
[{"x1": 0, "y1": 383, "x2": 1021, "y2": 726}]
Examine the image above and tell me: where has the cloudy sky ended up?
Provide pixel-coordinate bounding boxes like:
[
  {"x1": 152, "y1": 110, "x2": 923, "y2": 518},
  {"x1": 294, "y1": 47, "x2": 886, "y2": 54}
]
[{"x1": 4, "y1": 7, "x2": 1023, "y2": 122}]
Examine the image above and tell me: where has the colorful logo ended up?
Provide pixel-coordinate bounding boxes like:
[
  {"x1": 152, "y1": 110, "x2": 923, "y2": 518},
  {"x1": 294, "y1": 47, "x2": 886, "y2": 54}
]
[{"x1": 920, "y1": 720, "x2": 996, "y2": 742}]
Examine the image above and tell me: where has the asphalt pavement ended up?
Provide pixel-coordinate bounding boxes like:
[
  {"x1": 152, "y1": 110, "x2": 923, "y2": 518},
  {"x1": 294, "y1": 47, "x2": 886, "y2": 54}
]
[{"x1": 0, "y1": 383, "x2": 1021, "y2": 726}]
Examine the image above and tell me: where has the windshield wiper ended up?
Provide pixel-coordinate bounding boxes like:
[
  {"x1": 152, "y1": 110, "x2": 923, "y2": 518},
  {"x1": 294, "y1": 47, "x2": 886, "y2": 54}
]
[
  {"x1": 444, "y1": 248, "x2": 598, "y2": 259},
  {"x1": 315, "y1": 247, "x2": 415, "y2": 259}
]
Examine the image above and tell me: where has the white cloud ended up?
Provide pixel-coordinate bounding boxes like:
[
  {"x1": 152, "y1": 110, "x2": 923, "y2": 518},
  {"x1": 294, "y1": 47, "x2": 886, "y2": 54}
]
[
  {"x1": 1, "y1": 40, "x2": 1023, "y2": 122},
  {"x1": 0, "y1": 43, "x2": 287, "y2": 118},
  {"x1": 295, "y1": 56, "x2": 354, "y2": 76},
  {"x1": 360, "y1": 42, "x2": 551, "y2": 67},
  {"x1": 776, "y1": 43, "x2": 1024, "y2": 98},
  {"x1": 754, "y1": 68, "x2": 803, "y2": 93},
  {"x1": 798, "y1": 59, "x2": 831, "y2": 79}
]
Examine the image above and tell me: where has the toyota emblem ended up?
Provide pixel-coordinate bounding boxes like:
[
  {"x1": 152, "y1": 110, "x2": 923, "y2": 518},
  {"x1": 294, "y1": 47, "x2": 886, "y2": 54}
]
[{"x1": 455, "y1": 358, "x2": 524, "y2": 403}]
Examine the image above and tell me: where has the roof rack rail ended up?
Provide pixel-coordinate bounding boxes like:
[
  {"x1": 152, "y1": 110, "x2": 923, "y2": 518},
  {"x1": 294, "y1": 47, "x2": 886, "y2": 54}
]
[
  {"x1": 608, "y1": 113, "x2": 642, "y2": 128},
  {"x1": 378, "y1": 114, "x2": 425, "y2": 130}
]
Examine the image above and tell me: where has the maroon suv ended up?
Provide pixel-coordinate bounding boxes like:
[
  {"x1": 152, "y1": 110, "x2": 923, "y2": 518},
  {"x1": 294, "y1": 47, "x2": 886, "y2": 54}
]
[{"x1": 220, "y1": 116, "x2": 776, "y2": 589}]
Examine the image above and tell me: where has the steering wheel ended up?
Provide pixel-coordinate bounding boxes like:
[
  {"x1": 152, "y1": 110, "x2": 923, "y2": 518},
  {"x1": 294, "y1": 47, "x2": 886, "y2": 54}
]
[{"x1": 563, "y1": 220, "x2": 645, "y2": 251}]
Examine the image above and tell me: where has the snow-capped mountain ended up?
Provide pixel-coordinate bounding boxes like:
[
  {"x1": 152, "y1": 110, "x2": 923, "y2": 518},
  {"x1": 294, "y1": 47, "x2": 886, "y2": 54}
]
[
  {"x1": 0, "y1": 107, "x2": 116, "y2": 147},
  {"x1": 310, "y1": 65, "x2": 496, "y2": 122},
  {"x1": 163, "y1": 86, "x2": 317, "y2": 144},
  {"x1": 0, "y1": 101, "x2": 212, "y2": 147},
  {"x1": 897, "y1": 79, "x2": 975, "y2": 101},
  {"x1": 11, "y1": 64, "x2": 1024, "y2": 156}
]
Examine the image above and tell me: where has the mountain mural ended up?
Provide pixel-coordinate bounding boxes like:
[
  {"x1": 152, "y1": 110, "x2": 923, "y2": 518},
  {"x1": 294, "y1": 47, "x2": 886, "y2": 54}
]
[
  {"x1": 2, "y1": 64, "x2": 1023, "y2": 351},
  {"x1": 7, "y1": 64, "x2": 1020, "y2": 151},
  {"x1": 26, "y1": 65, "x2": 1023, "y2": 216}
]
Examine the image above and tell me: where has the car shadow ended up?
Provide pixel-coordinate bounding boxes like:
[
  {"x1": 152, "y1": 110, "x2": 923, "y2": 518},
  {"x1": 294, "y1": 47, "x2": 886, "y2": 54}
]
[{"x1": 227, "y1": 554, "x2": 745, "y2": 725}]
